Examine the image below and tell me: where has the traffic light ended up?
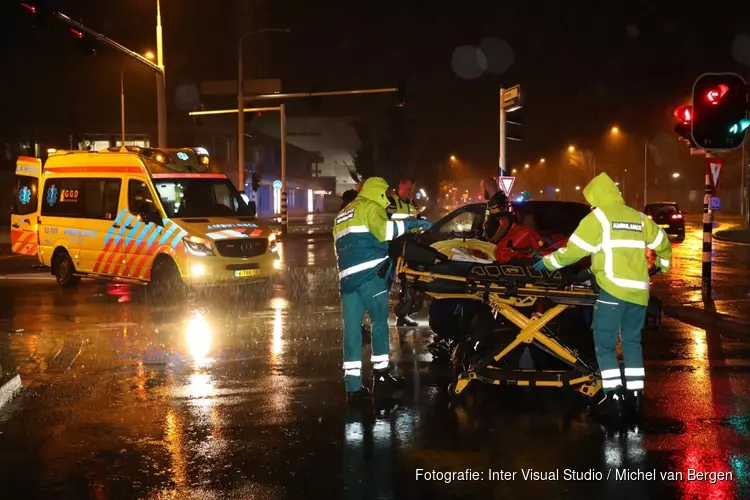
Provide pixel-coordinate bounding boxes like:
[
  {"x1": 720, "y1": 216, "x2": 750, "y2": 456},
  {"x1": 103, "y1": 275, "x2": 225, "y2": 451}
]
[
  {"x1": 192, "y1": 104, "x2": 205, "y2": 126},
  {"x1": 20, "y1": 1, "x2": 49, "y2": 29},
  {"x1": 396, "y1": 81, "x2": 406, "y2": 108},
  {"x1": 673, "y1": 105, "x2": 695, "y2": 144},
  {"x1": 69, "y1": 28, "x2": 96, "y2": 56},
  {"x1": 251, "y1": 171, "x2": 261, "y2": 192},
  {"x1": 691, "y1": 73, "x2": 748, "y2": 150}
]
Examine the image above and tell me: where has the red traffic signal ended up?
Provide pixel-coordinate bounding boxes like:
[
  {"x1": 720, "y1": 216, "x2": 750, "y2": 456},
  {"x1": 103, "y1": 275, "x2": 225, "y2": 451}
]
[
  {"x1": 20, "y1": 2, "x2": 36, "y2": 14},
  {"x1": 674, "y1": 105, "x2": 692, "y2": 124},
  {"x1": 706, "y1": 84, "x2": 729, "y2": 104}
]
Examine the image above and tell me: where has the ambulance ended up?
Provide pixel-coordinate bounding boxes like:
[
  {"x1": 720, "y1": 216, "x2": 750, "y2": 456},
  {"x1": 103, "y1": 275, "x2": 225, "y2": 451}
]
[{"x1": 10, "y1": 147, "x2": 279, "y2": 288}]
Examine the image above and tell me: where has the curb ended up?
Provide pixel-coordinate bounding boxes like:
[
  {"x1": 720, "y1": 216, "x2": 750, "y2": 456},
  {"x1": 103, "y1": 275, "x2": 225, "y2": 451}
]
[
  {"x1": 713, "y1": 231, "x2": 750, "y2": 246},
  {"x1": 0, "y1": 374, "x2": 22, "y2": 410},
  {"x1": 664, "y1": 304, "x2": 750, "y2": 335}
]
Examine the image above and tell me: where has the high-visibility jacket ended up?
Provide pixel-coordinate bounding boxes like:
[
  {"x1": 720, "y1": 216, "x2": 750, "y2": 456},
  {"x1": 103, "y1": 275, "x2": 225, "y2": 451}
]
[
  {"x1": 541, "y1": 173, "x2": 672, "y2": 306},
  {"x1": 334, "y1": 177, "x2": 427, "y2": 293},
  {"x1": 387, "y1": 196, "x2": 418, "y2": 220}
]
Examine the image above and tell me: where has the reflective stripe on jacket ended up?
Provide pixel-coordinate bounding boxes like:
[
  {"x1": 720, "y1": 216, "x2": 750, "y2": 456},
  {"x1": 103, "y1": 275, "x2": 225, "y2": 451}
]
[{"x1": 542, "y1": 173, "x2": 672, "y2": 306}]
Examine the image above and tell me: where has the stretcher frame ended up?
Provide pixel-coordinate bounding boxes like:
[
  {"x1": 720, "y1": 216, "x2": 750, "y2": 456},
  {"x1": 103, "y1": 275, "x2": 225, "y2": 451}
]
[{"x1": 395, "y1": 255, "x2": 603, "y2": 398}]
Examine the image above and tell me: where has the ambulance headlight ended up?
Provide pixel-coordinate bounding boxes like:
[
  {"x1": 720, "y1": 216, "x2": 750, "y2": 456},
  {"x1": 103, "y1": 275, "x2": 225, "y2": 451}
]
[
  {"x1": 184, "y1": 236, "x2": 214, "y2": 256},
  {"x1": 268, "y1": 233, "x2": 278, "y2": 252}
]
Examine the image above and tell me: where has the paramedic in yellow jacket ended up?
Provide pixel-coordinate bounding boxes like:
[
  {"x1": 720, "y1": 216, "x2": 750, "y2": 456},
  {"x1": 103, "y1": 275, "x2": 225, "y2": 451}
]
[
  {"x1": 534, "y1": 173, "x2": 672, "y2": 421},
  {"x1": 334, "y1": 177, "x2": 431, "y2": 404},
  {"x1": 386, "y1": 177, "x2": 420, "y2": 327}
]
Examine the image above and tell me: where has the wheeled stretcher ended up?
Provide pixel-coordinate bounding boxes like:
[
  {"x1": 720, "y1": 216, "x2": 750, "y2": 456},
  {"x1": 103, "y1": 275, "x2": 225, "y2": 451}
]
[{"x1": 394, "y1": 239, "x2": 608, "y2": 398}]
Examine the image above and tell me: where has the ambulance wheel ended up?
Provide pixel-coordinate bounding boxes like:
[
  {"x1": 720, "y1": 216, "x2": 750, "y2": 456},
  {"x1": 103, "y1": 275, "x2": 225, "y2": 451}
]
[
  {"x1": 53, "y1": 250, "x2": 80, "y2": 287},
  {"x1": 148, "y1": 257, "x2": 186, "y2": 299}
]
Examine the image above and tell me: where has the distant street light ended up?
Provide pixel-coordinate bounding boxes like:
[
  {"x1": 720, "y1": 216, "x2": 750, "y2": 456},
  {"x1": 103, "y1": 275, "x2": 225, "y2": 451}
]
[
  {"x1": 568, "y1": 145, "x2": 575, "y2": 153},
  {"x1": 575, "y1": 185, "x2": 581, "y2": 191},
  {"x1": 144, "y1": 50, "x2": 155, "y2": 60},
  {"x1": 555, "y1": 187, "x2": 560, "y2": 192},
  {"x1": 512, "y1": 168, "x2": 518, "y2": 174},
  {"x1": 610, "y1": 126, "x2": 620, "y2": 134},
  {"x1": 540, "y1": 158, "x2": 546, "y2": 163},
  {"x1": 672, "y1": 172, "x2": 680, "y2": 178},
  {"x1": 450, "y1": 155, "x2": 457, "y2": 162},
  {"x1": 539, "y1": 190, "x2": 543, "y2": 194},
  {"x1": 524, "y1": 163, "x2": 530, "y2": 169}
]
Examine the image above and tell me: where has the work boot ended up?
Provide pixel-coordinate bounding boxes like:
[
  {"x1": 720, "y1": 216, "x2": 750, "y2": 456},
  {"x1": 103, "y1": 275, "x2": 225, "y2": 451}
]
[
  {"x1": 591, "y1": 387, "x2": 625, "y2": 427},
  {"x1": 346, "y1": 387, "x2": 371, "y2": 405},
  {"x1": 373, "y1": 369, "x2": 406, "y2": 397},
  {"x1": 625, "y1": 389, "x2": 644, "y2": 423},
  {"x1": 397, "y1": 315, "x2": 418, "y2": 327}
]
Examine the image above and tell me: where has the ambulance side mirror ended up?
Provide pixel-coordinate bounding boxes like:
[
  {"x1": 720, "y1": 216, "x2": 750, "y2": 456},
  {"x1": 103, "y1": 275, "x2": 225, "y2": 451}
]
[{"x1": 139, "y1": 206, "x2": 162, "y2": 226}]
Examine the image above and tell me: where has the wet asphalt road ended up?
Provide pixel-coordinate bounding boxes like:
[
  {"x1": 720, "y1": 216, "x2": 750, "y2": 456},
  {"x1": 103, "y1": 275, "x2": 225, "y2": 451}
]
[{"x1": 1, "y1": 218, "x2": 750, "y2": 499}]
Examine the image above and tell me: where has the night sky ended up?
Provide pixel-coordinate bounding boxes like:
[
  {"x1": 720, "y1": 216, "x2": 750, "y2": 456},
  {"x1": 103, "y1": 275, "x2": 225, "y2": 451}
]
[{"x1": 3, "y1": 0, "x2": 750, "y2": 185}]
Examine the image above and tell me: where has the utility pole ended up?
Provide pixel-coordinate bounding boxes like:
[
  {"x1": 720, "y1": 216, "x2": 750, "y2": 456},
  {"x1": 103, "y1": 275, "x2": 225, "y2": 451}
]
[
  {"x1": 499, "y1": 87, "x2": 508, "y2": 179},
  {"x1": 155, "y1": 0, "x2": 167, "y2": 148},
  {"x1": 120, "y1": 70, "x2": 126, "y2": 146},
  {"x1": 643, "y1": 141, "x2": 649, "y2": 206},
  {"x1": 280, "y1": 104, "x2": 288, "y2": 235}
]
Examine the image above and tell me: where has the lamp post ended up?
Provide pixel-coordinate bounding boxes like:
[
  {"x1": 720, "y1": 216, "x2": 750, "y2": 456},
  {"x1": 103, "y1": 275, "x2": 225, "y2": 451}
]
[
  {"x1": 155, "y1": 0, "x2": 167, "y2": 148},
  {"x1": 237, "y1": 28, "x2": 290, "y2": 193}
]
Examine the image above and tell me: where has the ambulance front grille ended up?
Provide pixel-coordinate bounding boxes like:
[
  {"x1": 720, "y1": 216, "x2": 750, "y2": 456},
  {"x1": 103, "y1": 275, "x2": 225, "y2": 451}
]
[{"x1": 215, "y1": 238, "x2": 268, "y2": 258}]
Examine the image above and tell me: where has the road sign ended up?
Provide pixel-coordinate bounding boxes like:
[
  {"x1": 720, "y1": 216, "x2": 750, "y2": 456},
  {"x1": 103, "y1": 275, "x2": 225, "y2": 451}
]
[
  {"x1": 273, "y1": 180, "x2": 282, "y2": 190},
  {"x1": 710, "y1": 196, "x2": 721, "y2": 210},
  {"x1": 706, "y1": 157, "x2": 724, "y2": 191},
  {"x1": 499, "y1": 176, "x2": 515, "y2": 197},
  {"x1": 501, "y1": 85, "x2": 522, "y2": 112}
]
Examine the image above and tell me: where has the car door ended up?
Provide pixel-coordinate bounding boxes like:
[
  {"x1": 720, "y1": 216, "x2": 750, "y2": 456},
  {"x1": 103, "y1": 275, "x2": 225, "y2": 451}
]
[
  {"x1": 78, "y1": 178, "x2": 124, "y2": 275},
  {"x1": 10, "y1": 157, "x2": 41, "y2": 256}
]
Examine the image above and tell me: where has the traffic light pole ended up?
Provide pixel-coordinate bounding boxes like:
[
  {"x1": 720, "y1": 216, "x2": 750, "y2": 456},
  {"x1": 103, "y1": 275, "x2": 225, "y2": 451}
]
[
  {"x1": 53, "y1": 12, "x2": 167, "y2": 147},
  {"x1": 702, "y1": 154, "x2": 715, "y2": 300},
  {"x1": 191, "y1": 105, "x2": 289, "y2": 235}
]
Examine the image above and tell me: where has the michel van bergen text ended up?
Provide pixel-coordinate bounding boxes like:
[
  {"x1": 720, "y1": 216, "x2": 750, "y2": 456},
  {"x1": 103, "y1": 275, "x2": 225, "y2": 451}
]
[{"x1": 415, "y1": 469, "x2": 733, "y2": 484}]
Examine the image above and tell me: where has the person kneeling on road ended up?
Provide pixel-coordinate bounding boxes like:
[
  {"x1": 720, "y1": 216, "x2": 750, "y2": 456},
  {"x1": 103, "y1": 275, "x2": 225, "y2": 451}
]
[
  {"x1": 533, "y1": 173, "x2": 672, "y2": 423},
  {"x1": 334, "y1": 177, "x2": 432, "y2": 404}
]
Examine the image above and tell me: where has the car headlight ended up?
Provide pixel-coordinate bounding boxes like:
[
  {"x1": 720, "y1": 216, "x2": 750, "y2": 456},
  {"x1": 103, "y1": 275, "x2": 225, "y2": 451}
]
[
  {"x1": 184, "y1": 236, "x2": 214, "y2": 256},
  {"x1": 268, "y1": 233, "x2": 278, "y2": 252}
]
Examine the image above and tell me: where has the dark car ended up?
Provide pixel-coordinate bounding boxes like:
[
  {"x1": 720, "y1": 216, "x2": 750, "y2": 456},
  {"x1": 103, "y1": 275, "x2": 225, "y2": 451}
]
[
  {"x1": 418, "y1": 200, "x2": 592, "y2": 246},
  {"x1": 643, "y1": 202, "x2": 685, "y2": 241}
]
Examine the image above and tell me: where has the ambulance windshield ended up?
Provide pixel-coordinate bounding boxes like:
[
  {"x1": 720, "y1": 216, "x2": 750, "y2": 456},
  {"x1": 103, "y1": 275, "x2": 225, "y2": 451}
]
[{"x1": 153, "y1": 177, "x2": 253, "y2": 218}]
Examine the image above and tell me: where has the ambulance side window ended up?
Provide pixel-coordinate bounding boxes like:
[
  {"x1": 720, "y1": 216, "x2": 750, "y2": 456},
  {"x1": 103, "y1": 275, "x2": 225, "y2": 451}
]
[
  {"x1": 128, "y1": 180, "x2": 155, "y2": 214},
  {"x1": 42, "y1": 178, "x2": 83, "y2": 218},
  {"x1": 13, "y1": 175, "x2": 38, "y2": 216},
  {"x1": 82, "y1": 179, "x2": 122, "y2": 220}
]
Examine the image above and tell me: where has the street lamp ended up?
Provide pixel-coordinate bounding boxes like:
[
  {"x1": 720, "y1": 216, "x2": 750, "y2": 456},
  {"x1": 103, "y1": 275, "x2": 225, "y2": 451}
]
[
  {"x1": 144, "y1": 50, "x2": 155, "y2": 60},
  {"x1": 540, "y1": 158, "x2": 545, "y2": 163},
  {"x1": 555, "y1": 187, "x2": 560, "y2": 192},
  {"x1": 575, "y1": 185, "x2": 581, "y2": 191},
  {"x1": 450, "y1": 155, "x2": 457, "y2": 162},
  {"x1": 672, "y1": 172, "x2": 680, "y2": 178},
  {"x1": 524, "y1": 163, "x2": 530, "y2": 169},
  {"x1": 512, "y1": 168, "x2": 517, "y2": 174},
  {"x1": 610, "y1": 126, "x2": 620, "y2": 134},
  {"x1": 568, "y1": 145, "x2": 575, "y2": 153},
  {"x1": 238, "y1": 28, "x2": 291, "y2": 191}
]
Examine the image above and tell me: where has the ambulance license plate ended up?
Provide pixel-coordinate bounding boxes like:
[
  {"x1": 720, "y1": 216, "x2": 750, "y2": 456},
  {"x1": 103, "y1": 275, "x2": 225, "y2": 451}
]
[
  {"x1": 234, "y1": 269, "x2": 260, "y2": 278},
  {"x1": 658, "y1": 224, "x2": 670, "y2": 229}
]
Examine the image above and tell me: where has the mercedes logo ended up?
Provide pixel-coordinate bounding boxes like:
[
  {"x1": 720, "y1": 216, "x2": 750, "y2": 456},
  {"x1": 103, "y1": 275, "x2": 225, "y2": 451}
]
[{"x1": 240, "y1": 240, "x2": 252, "y2": 253}]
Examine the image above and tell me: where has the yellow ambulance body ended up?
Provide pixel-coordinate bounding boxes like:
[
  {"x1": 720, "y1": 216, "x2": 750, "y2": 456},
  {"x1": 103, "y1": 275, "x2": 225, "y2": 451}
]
[{"x1": 10, "y1": 147, "x2": 279, "y2": 287}]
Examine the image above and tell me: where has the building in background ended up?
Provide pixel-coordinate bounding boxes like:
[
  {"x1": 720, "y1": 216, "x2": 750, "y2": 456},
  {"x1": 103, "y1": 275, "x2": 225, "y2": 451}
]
[{"x1": 251, "y1": 116, "x2": 361, "y2": 195}]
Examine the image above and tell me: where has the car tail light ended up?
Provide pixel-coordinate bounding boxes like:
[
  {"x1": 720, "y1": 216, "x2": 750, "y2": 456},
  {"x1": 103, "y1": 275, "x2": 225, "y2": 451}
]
[{"x1": 671, "y1": 214, "x2": 683, "y2": 220}]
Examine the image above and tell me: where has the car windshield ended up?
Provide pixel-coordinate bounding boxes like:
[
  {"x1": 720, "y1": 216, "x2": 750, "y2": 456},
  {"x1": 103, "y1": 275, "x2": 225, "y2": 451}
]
[{"x1": 153, "y1": 177, "x2": 253, "y2": 218}]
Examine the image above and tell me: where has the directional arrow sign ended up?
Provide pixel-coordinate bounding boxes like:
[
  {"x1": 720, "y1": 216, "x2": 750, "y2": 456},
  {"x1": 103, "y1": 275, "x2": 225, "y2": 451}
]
[
  {"x1": 499, "y1": 176, "x2": 515, "y2": 197},
  {"x1": 705, "y1": 158, "x2": 723, "y2": 192}
]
